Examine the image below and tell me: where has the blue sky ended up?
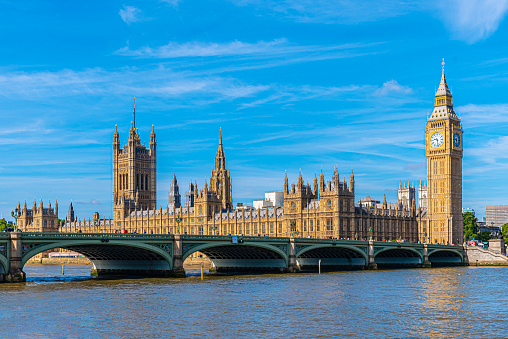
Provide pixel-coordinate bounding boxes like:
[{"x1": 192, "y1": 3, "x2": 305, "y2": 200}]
[{"x1": 1, "y1": 0, "x2": 508, "y2": 221}]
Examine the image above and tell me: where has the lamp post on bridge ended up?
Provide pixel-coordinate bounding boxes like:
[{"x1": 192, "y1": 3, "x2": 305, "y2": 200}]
[
  {"x1": 369, "y1": 227, "x2": 373, "y2": 241},
  {"x1": 94, "y1": 219, "x2": 100, "y2": 233},
  {"x1": 175, "y1": 216, "x2": 182, "y2": 235},
  {"x1": 290, "y1": 221, "x2": 296, "y2": 238},
  {"x1": 424, "y1": 231, "x2": 427, "y2": 244},
  {"x1": 11, "y1": 208, "x2": 21, "y2": 232},
  {"x1": 211, "y1": 225, "x2": 217, "y2": 236}
]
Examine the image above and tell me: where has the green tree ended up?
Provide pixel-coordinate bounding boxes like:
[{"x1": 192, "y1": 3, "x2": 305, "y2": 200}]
[
  {"x1": 0, "y1": 218, "x2": 8, "y2": 232},
  {"x1": 501, "y1": 223, "x2": 508, "y2": 243},
  {"x1": 463, "y1": 212, "x2": 478, "y2": 241}
]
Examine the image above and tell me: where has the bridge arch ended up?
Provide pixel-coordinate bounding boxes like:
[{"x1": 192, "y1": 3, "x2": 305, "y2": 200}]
[
  {"x1": 296, "y1": 244, "x2": 368, "y2": 269},
  {"x1": 21, "y1": 240, "x2": 174, "y2": 276},
  {"x1": 374, "y1": 247, "x2": 423, "y2": 266},
  {"x1": 0, "y1": 255, "x2": 7, "y2": 274},
  {"x1": 428, "y1": 248, "x2": 463, "y2": 265},
  {"x1": 182, "y1": 242, "x2": 288, "y2": 271}
]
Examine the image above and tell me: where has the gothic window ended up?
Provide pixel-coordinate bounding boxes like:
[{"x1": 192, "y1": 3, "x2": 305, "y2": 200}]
[
  {"x1": 303, "y1": 220, "x2": 307, "y2": 231},
  {"x1": 327, "y1": 200, "x2": 332, "y2": 210},
  {"x1": 270, "y1": 223, "x2": 274, "y2": 234},
  {"x1": 316, "y1": 220, "x2": 320, "y2": 231},
  {"x1": 198, "y1": 205, "x2": 202, "y2": 215},
  {"x1": 278, "y1": 223, "x2": 282, "y2": 234},
  {"x1": 44, "y1": 220, "x2": 47, "y2": 227},
  {"x1": 326, "y1": 218, "x2": 333, "y2": 231},
  {"x1": 310, "y1": 220, "x2": 314, "y2": 232},
  {"x1": 291, "y1": 202, "x2": 296, "y2": 211},
  {"x1": 145, "y1": 175, "x2": 149, "y2": 191},
  {"x1": 262, "y1": 223, "x2": 266, "y2": 234}
]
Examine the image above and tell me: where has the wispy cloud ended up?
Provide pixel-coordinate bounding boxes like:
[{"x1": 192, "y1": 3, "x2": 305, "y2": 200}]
[
  {"x1": 232, "y1": 0, "x2": 418, "y2": 24},
  {"x1": 119, "y1": 5, "x2": 142, "y2": 25},
  {"x1": 115, "y1": 39, "x2": 382, "y2": 59},
  {"x1": 0, "y1": 67, "x2": 269, "y2": 104},
  {"x1": 458, "y1": 103, "x2": 508, "y2": 127},
  {"x1": 231, "y1": 0, "x2": 508, "y2": 43},
  {"x1": 375, "y1": 80, "x2": 412, "y2": 96},
  {"x1": 433, "y1": 0, "x2": 508, "y2": 44}
]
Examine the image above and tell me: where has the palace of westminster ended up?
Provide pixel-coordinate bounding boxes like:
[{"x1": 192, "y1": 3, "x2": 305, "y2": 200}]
[{"x1": 16, "y1": 61, "x2": 464, "y2": 245}]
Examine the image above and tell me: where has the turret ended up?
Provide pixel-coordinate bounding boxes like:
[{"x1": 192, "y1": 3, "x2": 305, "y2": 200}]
[
  {"x1": 113, "y1": 125, "x2": 120, "y2": 150},
  {"x1": 350, "y1": 168, "x2": 355, "y2": 194},
  {"x1": 382, "y1": 194, "x2": 387, "y2": 210},
  {"x1": 284, "y1": 171, "x2": 288, "y2": 194},
  {"x1": 319, "y1": 168, "x2": 325, "y2": 192},
  {"x1": 55, "y1": 200, "x2": 58, "y2": 216},
  {"x1": 313, "y1": 172, "x2": 318, "y2": 197},
  {"x1": 297, "y1": 171, "x2": 303, "y2": 192},
  {"x1": 38, "y1": 199, "x2": 43, "y2": 214},
  {"x1": 150, "y1": 125, "x2": 156, "y2": 151}
]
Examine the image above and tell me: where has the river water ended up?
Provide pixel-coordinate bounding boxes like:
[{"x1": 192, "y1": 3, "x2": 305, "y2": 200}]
[{"x1": 1, "y1": 265, "x2": 507, "y2": 338}]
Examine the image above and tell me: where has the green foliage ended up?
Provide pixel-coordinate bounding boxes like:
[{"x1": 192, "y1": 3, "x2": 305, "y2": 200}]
[
  {"x1": 502, "y1": 223, "x2": 508, "y2": 243},
  {"x1": 0, "y1": 218, "x2": 8, "y2": 232},
  {"x1": 463, "y1": 212, "x2": 478, "y2": 241},
  {"x1": 478, "y1": 232, "x2": 492, "y2": 243}
]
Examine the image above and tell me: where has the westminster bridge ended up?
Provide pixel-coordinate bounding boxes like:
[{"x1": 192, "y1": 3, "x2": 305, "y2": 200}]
[{"x1": 0, "y1": 232, "x2": 465, "y2": 282}]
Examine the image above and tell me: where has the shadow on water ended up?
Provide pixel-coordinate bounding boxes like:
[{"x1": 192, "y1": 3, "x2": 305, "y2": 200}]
[{"x1": 23, "y1": 264, "x2": 211, "y2": 283}]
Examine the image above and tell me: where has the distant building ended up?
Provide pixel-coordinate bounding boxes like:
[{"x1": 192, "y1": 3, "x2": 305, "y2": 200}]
[
  {"x1": 398, "y1": 181, "x2": 415, "y2": 211},
  {"x1": 486, "y1": 205, "x2": 508, "y2": 227},
  {"x1": 462, "y1": 208, "x2": 475, "y2": 215},
  {"x1": 168, "y1": 174, "x2": 181, "y2": 209},
  {"x1": 253, "y1": 199, "x2": 273, "y2": 209},
  {"x1": 253, "y1": 192, "x2": 284, "y2": 210},
  {"x1": 265, "y1": 192, "x2": 284, "y2": 207},
  {"x1": 358, "y1": 196, "x2": 379, "y2": 208},
  {"x1": 418, "y1": 181, "x2": 427, "y2": 210}
]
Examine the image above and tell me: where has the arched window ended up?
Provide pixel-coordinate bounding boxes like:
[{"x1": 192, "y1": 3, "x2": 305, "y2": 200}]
[
  {"x1": 327, "y1": 200, "x2": 332, "y2": 210},
  {"x1": 291, "y1": 202, "x2": 296, "y2": 211}
]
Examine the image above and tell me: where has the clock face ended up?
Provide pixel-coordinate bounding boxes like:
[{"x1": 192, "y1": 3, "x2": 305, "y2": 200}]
[
  {"x1": 453, "y1": 133, "x2": 460, "y2": 147},
  {"x1": 430, "y1": 132, "x2": 444, "y2": 147}
]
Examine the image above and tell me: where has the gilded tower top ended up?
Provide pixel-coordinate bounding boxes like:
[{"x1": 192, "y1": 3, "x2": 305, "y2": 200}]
[{"x1": 428, "y1": 58, "x2": 459, "y2": 122}]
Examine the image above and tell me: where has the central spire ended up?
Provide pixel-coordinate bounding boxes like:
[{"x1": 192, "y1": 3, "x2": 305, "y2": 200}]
[{"x1": 436, "y1": 58, "x2": 451, "y2": 97}]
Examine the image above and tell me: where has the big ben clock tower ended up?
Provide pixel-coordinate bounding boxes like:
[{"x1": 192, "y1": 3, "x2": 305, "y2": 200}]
[{"x1": 425, "y1": 59, "x2": 463, "y2": 245}]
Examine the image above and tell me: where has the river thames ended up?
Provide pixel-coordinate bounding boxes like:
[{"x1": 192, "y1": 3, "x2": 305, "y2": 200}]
[{"x1": 1, "y1": 265, "x2": 507, "y2": 338}]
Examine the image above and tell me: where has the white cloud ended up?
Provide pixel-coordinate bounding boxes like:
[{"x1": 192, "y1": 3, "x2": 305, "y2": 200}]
[
  {"x1": 232, "y1": 0, "x2": 417, "y2": 24},
  {"x1": 468, "y1": 135, "x2": 508, "y2": 165},
  {"x1": 115, "y1": 39, "x2": 381, "y2": 59},
  {"x1": 457, "y1": 103, "x2": 508, "y2": 127},
  {"x1": 375, "y1": 80, "x2": 412, "y2": 96},
  {"x1": 160, "y1": 0, "x2": 180, "y2": 6},
  {"x1": 434, "y1": 0, "x2": 508, "y2": 44},
  {"x1": 232, "y1": 0, "x2": 508, "y2": 44},
  {"x1": 119, "y1": 5, "x2": 142, "y2": 25}
]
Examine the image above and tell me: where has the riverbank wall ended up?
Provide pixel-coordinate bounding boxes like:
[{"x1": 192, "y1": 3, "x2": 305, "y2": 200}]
[{"x1": 465, "y1": 245, "x2": 508, "y2": 266}]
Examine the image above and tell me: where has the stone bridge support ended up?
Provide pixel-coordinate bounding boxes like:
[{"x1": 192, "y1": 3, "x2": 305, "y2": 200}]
[
  {"x1": 287, "y1": 238, "x2": 298, "y2": 272},
  {"x1": 5, "y1": 232, "x2": 26, "y2": 282},
  {"x1": 172, "y1": 234, "x2": 185, "y2": 277},
  {"x1": 423, "y1": 244, "x2": 431, "y2": 267},
  {"x1": 367, "y1": 240, "x2": 377, "y2": 269}
]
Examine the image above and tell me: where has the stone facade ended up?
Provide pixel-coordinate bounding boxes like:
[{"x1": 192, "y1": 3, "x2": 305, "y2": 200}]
[
  {"x1": 60, "y1": 127, "x2": 420, "y2": 242},
  {"x1": 17, "y1": 200, "x2": 59, "y2": 232}
]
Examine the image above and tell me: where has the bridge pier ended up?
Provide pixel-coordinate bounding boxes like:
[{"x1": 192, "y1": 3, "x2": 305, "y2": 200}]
[
  {"x1": 286, "y1": 238, "x2": 299, "y2": 272},
  {"x1": 366, "y1": 240, "x2": 377, "y2": 270},
  {"x1": 423, "y1": 244, "x2": 431, "y2": 268},
  {"x1": 172, "y1": 234, "x2": 186, "y2": 277},
  {"x1": 5, "y1": 232, "x2": 26, "y2": 283}
]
